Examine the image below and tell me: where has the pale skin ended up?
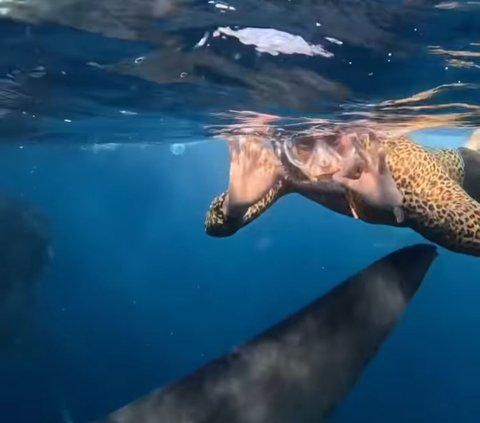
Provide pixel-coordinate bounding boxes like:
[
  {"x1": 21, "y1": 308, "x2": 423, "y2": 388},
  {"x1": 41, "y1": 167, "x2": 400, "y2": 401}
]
[
  {"x1": 221, "y1": 127, "x2": 405, "y2": 224},
  {"x1": 220, "y1": 113, "x2": 284, "y2": 218},
  {"x1": 289, "y1": 132, "x2": 361, "y2": 181},
  {"x1": 222, "y1": 136, "x2": 284, "y2": 218},
  {"x1": 331, "y1": 133, "x2": 405, "y2": 223}
]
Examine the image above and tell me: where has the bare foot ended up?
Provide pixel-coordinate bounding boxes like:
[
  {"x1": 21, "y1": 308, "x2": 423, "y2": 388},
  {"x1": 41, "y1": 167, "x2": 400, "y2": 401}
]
[
  {"x1": 223, "y1": 136, "x2": 283, "y2": 218},
  {"x1": 332, "y1": 133, "x2": 405, "y2": 223}
]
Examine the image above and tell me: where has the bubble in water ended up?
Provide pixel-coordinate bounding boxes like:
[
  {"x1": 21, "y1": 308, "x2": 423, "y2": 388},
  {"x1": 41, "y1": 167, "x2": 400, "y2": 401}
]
[{"x1": 170, "y1": 143, "x2": 186, "y2": 156}]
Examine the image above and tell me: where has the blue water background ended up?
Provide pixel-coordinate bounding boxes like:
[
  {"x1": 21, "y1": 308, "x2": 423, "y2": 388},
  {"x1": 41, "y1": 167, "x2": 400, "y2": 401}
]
[
  {"x1": 0, "y1": 127, "x2": 479, "y2": 422},
  {"x1": 0, "y1": 3, "x2": 479, "y2": 422}
]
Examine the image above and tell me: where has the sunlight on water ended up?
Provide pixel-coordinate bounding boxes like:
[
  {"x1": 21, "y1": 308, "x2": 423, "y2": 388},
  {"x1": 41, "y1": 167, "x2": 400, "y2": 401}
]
[
  {"x1": 0, "y1": 2, "x2": 480, "y2": 423},
  {"x1": 0, "y1": 0, "x2": 477, "y2": 143}
]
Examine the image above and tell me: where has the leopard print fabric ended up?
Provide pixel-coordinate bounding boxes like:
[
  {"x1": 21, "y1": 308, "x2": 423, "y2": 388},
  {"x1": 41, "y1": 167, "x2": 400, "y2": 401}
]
[
  {"x1": 204, "y1": 180, "x2": 290, "y2": 237},
  {"x1": 427, "y1": 147, "x2": 465, "y2": 183},
  {"x1": 205, "y1": 140, "x2": 480, "y2": 257},
  {"x1": 349, "y1": 136, "x2": 480, "y2": 256}
]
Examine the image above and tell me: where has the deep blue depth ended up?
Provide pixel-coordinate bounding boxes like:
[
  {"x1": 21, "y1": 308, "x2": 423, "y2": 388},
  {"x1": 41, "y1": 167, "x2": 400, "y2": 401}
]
[
  {"x1": 0, "y1": 133, "x2": 479, "y2": 422},
  {"x1": 0, "y1": 2, "x2": 480, "y2": 421}
]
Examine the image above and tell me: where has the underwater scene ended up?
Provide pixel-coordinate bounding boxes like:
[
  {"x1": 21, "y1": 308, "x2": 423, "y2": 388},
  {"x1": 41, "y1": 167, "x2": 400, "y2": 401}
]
[{"x1": 0, "y1": 1, "x2": 480, "y2": 422}]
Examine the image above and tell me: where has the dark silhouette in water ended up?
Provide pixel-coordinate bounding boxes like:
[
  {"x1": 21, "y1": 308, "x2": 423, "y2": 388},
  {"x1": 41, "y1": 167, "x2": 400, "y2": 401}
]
[
  {"x1": 92, "y1": 243, "x2": 437, "y2": 423},
  {"x1": 0, "y1": 196, "x2": 51, "y2": 348},
  {"x1": 0, "y1": 0, "x2": 445, "y2": 115}
]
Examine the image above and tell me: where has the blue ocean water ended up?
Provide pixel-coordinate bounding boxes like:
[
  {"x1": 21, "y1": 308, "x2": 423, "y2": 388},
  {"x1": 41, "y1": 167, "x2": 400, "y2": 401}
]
[
  {"x1": 0, "y1": 135, "x2": 479, "y2": 423},
  {"x1": 0, "y1": 2, "x2": 479, "y2": 423}
]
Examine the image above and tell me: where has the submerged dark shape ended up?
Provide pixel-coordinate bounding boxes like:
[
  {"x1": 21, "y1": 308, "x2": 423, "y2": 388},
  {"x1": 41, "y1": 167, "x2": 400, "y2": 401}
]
[
  {"x1": 0, "y1": 0, "x2": 437, "y2": 115},
  {"x1": 109, "y1": 48, "x2": 350, "y2": 112},
  {"x1": 2, "y1": 0, "x2": 431, "y2": 50},
  {"x1": 0, "y1": 195, "x2": 51, "y2": 348},
  {"x1": 92, "y1": 244, "x2": 437, "y2": 423}
]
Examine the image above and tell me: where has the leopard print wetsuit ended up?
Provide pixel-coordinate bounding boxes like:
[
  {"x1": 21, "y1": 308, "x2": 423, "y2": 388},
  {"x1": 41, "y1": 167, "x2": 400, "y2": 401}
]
[{"x1": 205, "y1": 137, "x2": 480, "y2": 257}]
